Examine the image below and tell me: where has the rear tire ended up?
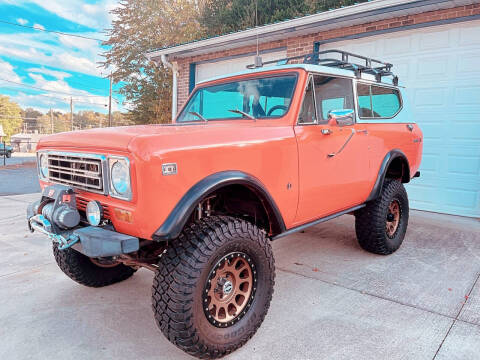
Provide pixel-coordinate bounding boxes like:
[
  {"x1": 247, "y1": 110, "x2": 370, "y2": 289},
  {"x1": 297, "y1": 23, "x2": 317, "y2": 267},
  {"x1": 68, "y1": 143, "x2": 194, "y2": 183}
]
[
  {"x1": 355, "y1": 179, "x2": 409, "y2": 255},
  {"x1": 152, "y1": 216, "x2": 275, "y2": 359},
  {"x1": 53, "y1": 243, "x2": 135, "y2": 287}
]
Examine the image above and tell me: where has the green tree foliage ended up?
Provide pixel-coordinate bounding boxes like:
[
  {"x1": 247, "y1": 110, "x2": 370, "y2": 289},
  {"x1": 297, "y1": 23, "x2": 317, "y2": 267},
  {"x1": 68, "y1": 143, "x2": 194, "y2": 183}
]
[
  {"x1": 102, "y1": 0, "x2": 202, "y2": 124},
  {"x1": 200, "y1": 0, "x2": 369, "y2": 36},
  {"x1": 0, "y1": 95, "x2": 22, "y2": 142}
]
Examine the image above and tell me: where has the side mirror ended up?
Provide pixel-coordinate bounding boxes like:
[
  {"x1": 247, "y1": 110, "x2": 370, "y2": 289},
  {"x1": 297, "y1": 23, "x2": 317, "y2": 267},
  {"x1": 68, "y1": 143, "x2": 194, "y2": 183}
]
[{"x1": 327, "y1": 109, "x2": 355, "y2": 126}]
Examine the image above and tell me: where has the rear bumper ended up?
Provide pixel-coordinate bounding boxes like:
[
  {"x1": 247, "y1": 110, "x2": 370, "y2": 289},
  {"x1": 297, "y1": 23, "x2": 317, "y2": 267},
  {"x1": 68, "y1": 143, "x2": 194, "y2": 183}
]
[{"x1": 27, "y1": 185, "x2": 139, "y2": 258}]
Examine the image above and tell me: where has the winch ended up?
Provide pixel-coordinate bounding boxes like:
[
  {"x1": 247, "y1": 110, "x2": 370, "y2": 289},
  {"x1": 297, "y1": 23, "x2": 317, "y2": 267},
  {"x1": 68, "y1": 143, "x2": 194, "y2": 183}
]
[
  {"x1": 27, "y1": 184, "x2": 139, "y2": 256},
  {"x1": 28, "y1": 184, "x2": 80, "y2": 232}
]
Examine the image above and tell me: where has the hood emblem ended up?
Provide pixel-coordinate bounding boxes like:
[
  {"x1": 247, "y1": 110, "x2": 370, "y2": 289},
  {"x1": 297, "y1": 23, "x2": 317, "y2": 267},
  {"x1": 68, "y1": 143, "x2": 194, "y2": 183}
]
[{"x1": 162, "y1": 163, "x2": 177, "y2": 176}]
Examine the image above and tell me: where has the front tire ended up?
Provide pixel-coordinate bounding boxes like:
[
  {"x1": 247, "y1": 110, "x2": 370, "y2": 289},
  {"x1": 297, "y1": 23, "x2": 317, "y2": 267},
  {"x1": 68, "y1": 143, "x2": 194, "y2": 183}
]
[
  {"x1": 355, "y1": 179, "x2": 409, "y2": 255},
  {"x1": 6, "y1": 151, "x2": 11, "y2": 158},
  {"x1": 152, "y1": 216, "x2": 275, "y2": 359},
  {"x1": 53, "y1": 243, "x2": 136, "y2": 287}
]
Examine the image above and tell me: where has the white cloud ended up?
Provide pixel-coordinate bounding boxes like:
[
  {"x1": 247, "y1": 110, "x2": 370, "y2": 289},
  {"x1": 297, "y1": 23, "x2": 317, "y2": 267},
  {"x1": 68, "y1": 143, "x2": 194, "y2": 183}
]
[
  {"x1": 33, "y1": 23, "x2": 45, "y2": 31},
  {"x1": 0, "y1": 32, "x2": 103, "y2": 76},
  {"x1": 16, "y1": 18, "x2": 28, "y2": 25},
  {"x1": 27, "y1": 67, "x2": 72, "y2": 80},
  {"x1": 57, "y1": 53, "x2": 100, "y2": 76},
  {"x1": 10, "y1": 0, "x2": 118, "y2": 31},
  {"x1": 0, "y1": 58, "x2": 22, "y2": 82}
]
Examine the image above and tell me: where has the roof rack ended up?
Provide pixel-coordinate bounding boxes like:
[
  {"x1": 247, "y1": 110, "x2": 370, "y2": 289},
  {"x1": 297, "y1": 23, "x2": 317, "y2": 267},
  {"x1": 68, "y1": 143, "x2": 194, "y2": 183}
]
[{"x1": 246, "y1": 49, "x2": 398, "y2": 85}]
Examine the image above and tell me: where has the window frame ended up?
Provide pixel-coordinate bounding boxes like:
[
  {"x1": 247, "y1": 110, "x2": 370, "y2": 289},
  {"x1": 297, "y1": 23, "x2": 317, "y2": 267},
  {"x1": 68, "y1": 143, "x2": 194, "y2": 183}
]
[
  {"x1": 296, "y1": 72, "x2": 357, "y2": 126},
  {"x1": 297, "y1": 74, "x2": 318, "y2": 125},
  {"x1": 176, "y1": 72, "x2": 299, "y2": 123},
  {"x1": 355, "y1": 80, "x2": 403, "y2": 120}
]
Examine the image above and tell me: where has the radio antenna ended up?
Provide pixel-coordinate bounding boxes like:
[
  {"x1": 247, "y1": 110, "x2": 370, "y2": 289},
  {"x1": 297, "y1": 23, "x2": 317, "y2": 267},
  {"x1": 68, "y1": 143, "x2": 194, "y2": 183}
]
[
  {"x1": 253, "y1": 0, "x2": 262, "y2": 67},
  {"x1": 255, "y1": 0, "x2": 259, "y2": 56}
]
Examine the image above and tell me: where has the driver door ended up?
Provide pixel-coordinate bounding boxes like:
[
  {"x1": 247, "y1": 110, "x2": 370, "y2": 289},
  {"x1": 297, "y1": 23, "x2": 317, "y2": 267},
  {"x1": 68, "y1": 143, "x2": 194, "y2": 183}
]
[{"x1": 293, "y1": 75, "x2": 371, "y2": 225}]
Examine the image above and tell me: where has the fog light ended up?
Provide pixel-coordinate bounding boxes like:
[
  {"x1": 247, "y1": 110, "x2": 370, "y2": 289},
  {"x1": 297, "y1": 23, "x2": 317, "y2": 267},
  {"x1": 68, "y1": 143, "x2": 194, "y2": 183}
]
[{"x1": 86, "y1": 200, "x2": 103, "y2": 226}]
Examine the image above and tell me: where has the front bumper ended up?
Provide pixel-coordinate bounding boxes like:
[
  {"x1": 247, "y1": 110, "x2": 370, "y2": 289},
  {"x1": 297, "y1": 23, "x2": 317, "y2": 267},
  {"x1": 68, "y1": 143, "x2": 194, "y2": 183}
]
[{"x1": 27, "y1": 185, "x2": 139, "y2": 258}]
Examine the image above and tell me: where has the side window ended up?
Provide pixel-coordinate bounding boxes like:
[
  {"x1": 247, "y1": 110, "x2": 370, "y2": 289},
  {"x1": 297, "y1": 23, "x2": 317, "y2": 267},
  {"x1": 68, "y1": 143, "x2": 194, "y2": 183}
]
[
  {"x1": 298, "y1": 77, "x2": 316, "y2": 124},
  {"x1": 313, "y1": 75, "x2": 355, "y2": 123},
  {"x1": 356, "y1": 83, "x2": 372, "y2": 118},
  {"x1": 357, "y1": 83, "x2": 401, "y2": 118},
  {"x1": 371, "y1": 85, "x2": 401, "y2": 118}
]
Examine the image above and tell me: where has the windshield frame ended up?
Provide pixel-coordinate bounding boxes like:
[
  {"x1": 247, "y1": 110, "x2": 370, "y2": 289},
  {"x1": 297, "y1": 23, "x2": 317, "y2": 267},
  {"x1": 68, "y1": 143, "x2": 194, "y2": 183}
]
[{"x1": 175, "y1": 71, "x2": 299, "y2": 123}]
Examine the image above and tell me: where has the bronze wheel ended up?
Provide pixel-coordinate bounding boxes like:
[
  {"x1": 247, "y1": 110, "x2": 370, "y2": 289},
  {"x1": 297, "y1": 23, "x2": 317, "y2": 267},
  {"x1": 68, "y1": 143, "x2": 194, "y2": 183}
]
[
  {"x1": 52, "y1": 242, "x2": 135, "y2": 287},
  {"x1": 386, "y1": 199, "x2": 401, "y2": 238},
  {"x1": 203, "y1": 252, "x2": 257, "y2": 327},
  {"x1": 152, "y1": 216, "x2": 275, "y2": 359},
  {"x1": 90, "y1": 257, "x2": 121, "y2": 268},
  {"x1": 355, "y1": 179, "x2": 409, "y2": 255}
]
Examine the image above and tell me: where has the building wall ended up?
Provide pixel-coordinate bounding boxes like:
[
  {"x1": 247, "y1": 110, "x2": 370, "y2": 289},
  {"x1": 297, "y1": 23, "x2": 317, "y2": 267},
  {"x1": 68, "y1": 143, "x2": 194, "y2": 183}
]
[{"x1": 172, "y1": 3, "x2": 479, "y2": 112}]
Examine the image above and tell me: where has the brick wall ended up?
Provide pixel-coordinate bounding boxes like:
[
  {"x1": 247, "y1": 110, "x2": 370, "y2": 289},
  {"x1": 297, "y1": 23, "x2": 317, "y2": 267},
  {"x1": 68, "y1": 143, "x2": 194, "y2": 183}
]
[{"x1": 173, "y1": 4, "x2": 479, "y2": 113}]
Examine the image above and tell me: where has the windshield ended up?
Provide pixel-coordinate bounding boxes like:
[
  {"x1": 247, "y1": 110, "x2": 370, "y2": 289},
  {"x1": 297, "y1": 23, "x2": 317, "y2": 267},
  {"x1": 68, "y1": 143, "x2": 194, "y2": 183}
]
[{"x1": 176, "y1": 74, "x2": 297, "y2": 122}]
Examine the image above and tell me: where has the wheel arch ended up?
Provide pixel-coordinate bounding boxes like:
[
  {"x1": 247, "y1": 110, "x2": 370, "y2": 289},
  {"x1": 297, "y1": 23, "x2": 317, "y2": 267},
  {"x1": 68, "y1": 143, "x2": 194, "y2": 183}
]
[
  {"x1": 152, "y1": 171, "x2": 286, "y2": 241},
  {"x1": 366, "y1": 149, "x2": 410, "y2": 202}
]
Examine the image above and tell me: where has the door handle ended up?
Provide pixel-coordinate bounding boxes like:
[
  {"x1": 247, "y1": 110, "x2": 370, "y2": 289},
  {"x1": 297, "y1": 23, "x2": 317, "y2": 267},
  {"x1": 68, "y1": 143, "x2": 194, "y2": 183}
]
[
  {"x1": 328, "y1": 128, "x2": 355, "y2": 158},
  {"x1": 357, "y1": 129, "x2": 368, "y2": 135},
  {"x1": 321, "y1": 129, "x2": 332, "y2": 135}
]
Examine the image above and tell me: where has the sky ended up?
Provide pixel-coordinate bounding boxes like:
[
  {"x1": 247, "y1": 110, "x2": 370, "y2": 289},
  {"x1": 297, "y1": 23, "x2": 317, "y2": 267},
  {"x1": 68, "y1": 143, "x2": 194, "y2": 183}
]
[{"x1": 0, "y1": 0, "x2": 124, "y2": 115}]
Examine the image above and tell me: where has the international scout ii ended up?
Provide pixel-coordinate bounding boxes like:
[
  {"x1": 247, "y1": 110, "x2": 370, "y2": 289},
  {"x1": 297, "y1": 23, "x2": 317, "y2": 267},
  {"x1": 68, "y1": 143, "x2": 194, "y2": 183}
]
[{"x1": 27, "y1": 50, "x2": 422, "y2": 359}]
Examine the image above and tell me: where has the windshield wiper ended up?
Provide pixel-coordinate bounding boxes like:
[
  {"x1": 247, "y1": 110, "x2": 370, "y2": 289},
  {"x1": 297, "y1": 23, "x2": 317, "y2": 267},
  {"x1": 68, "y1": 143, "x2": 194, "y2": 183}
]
[
  {"x1": 228, "y1": 109, "x2": 256, "y2": 121},
  {"x1": 189, "y1": 111, "x2": 207, "y2": 122}
]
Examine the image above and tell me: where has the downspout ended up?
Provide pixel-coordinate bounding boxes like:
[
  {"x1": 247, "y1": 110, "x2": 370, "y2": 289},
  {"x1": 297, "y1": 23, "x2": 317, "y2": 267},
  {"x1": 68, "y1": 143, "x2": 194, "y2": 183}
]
[{"x1": 160, "y1": 54, "x2": 178, "y2": 121}]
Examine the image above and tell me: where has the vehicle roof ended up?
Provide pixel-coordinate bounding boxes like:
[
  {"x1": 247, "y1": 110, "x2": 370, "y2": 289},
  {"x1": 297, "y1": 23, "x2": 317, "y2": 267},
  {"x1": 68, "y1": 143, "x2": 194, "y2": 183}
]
[{"x1": 197, "y1": 63, "x2": 398, "y2": 87}]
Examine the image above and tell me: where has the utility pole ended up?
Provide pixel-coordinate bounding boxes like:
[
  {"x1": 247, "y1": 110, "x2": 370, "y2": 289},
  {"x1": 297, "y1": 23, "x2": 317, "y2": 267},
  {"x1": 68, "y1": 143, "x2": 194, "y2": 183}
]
[
  {"x1": 50, "y1": 108, "x2": 53, "y2": 134},
  {"x1": 108, "y1": 73, "x2": 112, "y2": 127},
  {"x1": 70, "y1": 97, "x2": 74, "y2": 131}
]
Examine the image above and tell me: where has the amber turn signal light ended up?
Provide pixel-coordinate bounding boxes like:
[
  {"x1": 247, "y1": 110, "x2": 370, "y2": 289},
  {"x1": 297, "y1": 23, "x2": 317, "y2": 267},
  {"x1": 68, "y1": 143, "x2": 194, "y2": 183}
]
[{"x1": 113, "y1": 208, "x2": 133, "y2": 223}]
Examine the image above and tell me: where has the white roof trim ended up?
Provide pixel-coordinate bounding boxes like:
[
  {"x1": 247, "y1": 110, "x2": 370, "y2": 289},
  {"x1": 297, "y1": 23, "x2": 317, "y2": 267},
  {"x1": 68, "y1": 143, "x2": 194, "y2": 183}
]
[{"x1": 146, "y1": 0, "x2": 473, "y2": 60}]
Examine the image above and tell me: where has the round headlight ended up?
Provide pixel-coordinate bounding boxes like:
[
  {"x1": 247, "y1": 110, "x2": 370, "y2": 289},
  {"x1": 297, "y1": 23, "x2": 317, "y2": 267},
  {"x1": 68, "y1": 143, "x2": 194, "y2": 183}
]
[
  {"x1": 39, "y1": 154, "x2": 48, "y2": 178},
  {"x1": 86, "y1": 200, "x2": 103, "y2": 226},
  {"x1": 111, "y1": 161, "x2": 130, "y2": 195}
]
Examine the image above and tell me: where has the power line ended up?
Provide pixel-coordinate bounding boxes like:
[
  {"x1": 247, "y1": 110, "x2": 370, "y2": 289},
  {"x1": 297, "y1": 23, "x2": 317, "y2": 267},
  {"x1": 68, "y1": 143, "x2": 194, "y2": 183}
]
[
  {"x1": 0, "y1": 86, "x2": 108, "y2": 106},
  {"x1": 0, "y1": 78, "x2": 108, "y2": 98},
  {"x1": 0, "y1": 20, "x2": 104, "y2": 42}
]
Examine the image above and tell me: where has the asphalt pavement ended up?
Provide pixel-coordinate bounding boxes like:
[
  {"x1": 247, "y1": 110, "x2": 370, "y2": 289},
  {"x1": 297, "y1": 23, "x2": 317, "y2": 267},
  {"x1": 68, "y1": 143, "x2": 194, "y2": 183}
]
[
  {"x1": 1, "y1": 193, "x2": 479, "y2": 360},
  {"x1": 0, "y1": 154, "x2": 40, "y2": 195}
]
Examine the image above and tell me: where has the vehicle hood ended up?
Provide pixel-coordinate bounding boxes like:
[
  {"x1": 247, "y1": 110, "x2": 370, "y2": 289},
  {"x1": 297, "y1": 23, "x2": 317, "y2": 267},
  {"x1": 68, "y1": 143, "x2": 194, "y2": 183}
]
[
  {"x1": 36, "y1": 125, "x2": 191, "y2": 152},
  {"x1": 36, "y1": 121, "x2": 291, "y2": 155}
]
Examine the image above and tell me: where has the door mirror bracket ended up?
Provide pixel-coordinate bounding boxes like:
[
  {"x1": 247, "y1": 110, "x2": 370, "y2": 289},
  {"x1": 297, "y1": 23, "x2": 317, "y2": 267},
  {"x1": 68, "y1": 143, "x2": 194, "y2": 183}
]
[{"x1": 327, "y1": 109, "x2": 355, "y2": 126}]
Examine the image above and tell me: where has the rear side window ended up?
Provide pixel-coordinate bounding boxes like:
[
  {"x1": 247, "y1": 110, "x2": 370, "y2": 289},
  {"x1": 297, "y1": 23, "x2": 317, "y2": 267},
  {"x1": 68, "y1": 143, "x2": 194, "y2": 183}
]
[{"x1": 356, "y1": 83, "x2": 401, "y2": 119}]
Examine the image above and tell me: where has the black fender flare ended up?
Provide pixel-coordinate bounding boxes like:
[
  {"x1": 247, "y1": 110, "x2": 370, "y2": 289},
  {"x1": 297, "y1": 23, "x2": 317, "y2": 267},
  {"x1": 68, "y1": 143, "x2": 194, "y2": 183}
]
[
  {"x1": 152, "y1": 171, "x2": 286, "y2": 241},
  {"x1": 366, "y1": 149, "x2": 410, "y2": 202}
]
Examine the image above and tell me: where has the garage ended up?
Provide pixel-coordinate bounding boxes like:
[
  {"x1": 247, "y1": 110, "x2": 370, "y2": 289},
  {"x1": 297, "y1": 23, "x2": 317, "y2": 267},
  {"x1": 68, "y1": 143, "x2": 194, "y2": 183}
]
[
  {"x1": 320, "y1": 20, "x2": 480, "y2": 217},
  {"x1": 194, "y1": 48, "x2": 287, "y2": 84},
  {"x1": 148, "y1": 0, "x2": 480, "y2": 218}
]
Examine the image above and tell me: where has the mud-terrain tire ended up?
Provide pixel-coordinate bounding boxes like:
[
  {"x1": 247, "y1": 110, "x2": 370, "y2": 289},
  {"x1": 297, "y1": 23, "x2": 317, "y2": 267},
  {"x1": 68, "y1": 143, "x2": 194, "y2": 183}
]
[
  {"x1": 152, "y1": 216, "x2": 275, "y2": 359},
  {"x1": 355, "y1": 179, "x2": 409, "y2": 255},
  {"x1": 53, "y1": 243, "x2": 135, "y2": 287}
]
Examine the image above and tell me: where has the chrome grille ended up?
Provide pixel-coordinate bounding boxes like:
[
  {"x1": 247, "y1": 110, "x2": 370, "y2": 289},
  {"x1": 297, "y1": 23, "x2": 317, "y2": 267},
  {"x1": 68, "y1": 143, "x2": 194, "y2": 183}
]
[{"x1": 46, "y1": 153, "x2": 105, "y2": 194}]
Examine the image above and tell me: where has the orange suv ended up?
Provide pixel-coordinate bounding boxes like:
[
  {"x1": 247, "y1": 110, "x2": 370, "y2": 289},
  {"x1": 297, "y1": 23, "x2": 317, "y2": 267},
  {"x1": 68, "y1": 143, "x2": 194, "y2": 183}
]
[{"x1": 27, "y1": 50, "x2": 422, "y2": 359}]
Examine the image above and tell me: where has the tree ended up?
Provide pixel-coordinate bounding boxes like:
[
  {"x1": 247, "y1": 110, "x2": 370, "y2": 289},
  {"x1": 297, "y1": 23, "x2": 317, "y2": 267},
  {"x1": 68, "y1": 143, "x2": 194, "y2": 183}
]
[
  {"x1": 0, "y1": 96, "x2": 22, "y2": 142},
  {"x1": 37, "y1": 111, "x2": 71, "y2": 134},
  {"x1": 200, "y1": 0, "x2": 369, "y2": 36},
  {"x1": 102, "y1": 0, "x2": 203, "y2": 124}
]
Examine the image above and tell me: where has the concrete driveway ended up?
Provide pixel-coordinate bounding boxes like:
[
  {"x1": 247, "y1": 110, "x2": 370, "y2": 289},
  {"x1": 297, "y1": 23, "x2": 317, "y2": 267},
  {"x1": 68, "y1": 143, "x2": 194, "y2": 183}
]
[{"x1": 1, "y1": 193, "x2": 479, "y2": 360}]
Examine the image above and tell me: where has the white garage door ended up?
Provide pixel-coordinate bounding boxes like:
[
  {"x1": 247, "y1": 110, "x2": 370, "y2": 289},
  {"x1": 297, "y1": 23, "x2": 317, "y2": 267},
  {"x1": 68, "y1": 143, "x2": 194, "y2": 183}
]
[
  {"x1": 195, "y1": 49, "x2": 287, "y2": 83},
  {"x1": 321, "y1": 20, "x2": 480, "y2": 218}
]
